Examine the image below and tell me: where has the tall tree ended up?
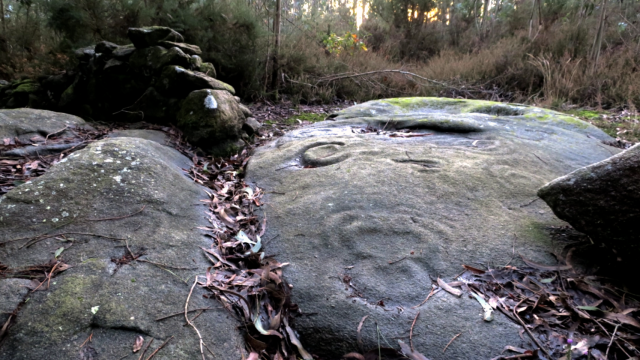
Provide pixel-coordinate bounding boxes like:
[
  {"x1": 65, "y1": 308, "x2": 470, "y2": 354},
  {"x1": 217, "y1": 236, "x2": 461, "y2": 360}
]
[{"x1": 271, "y1": 0, "x2": 282, "y2": 92}]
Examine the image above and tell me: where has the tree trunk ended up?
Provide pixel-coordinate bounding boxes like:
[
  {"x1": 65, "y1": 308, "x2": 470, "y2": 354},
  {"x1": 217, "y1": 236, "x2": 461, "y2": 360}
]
[
  {"x1": 0, "y1": 0, "x2": 5, "y2": 33},
  {"x1": 481, "y1": 0, "x2": 490, "y2": 33},
  {"x1": 590, "y1": 0, "x2": 608, "y2": 69},
  {"x1": 271, "y1": 0, "x2": 282, "y2": 94}
]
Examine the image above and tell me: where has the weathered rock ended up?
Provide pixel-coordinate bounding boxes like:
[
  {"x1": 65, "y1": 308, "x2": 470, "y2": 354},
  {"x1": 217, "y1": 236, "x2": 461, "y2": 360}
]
[
  {"x1": 158, "y1": 40, "x2": 202, "y2": 55},
  {"x1": 0, "y1": 136, "x2": 243, "y2": 360},
  {"x1": 0, "y1": 278, "x2": 31, "y2": 325},
  {"x1": 238, "y1": 103, "x2": 252, "y2": 118},
  {"x1": 189, "y1": 54, "x2": 203, "y2": 70},
  {"x1": 538, "y1": 143, "x2": 640, "y2": 247},
  {"x1": 157, "y1": 65, "x2": 234, "y2": 98},
  {"x1": 0, "y1": 108, "x2": 90, "y2": 143},
  {"x1": 111, "y1": 44, "x2": 136, "y2": 60},
  {"x1": 243, "y1": 117, "x2": 261, "y2": 135},
  {"x1": 198, "y1": 62, "x2": 216, "y2": 78},
  {"x1": 177, "y1": 89, "x2": 244, "y2": 153},
  {"x1": 74, "y1": 45, "x2": 95, "y2": 61},
  {"x1": 94, "y1": 41, "x2": 119, "y2": 55},
  {"x1": 246, "y1": 97, "x2": 620, "y2": 359},
  {"x1": 129, "y1": 46, "x2": 191, "y2": 73},
  {"x1": 128, "y1": 26, "x2": 184, "y2": 48}
]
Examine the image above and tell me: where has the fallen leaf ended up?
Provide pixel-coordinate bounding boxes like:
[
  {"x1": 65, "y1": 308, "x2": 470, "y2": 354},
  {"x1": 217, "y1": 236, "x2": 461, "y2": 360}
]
[{"x1": 133, "y1": 335, "x2": 144, "y2": 352}]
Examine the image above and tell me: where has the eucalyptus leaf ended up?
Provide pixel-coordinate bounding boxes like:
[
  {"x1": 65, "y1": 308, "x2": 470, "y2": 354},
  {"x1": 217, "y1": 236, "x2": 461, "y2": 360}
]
[
  {"x1": 54, "y1": 247, "x2": 65, "y2": 258},
  {"x1": 577, "y1": 306, "x2": 602, "y2": 311}
]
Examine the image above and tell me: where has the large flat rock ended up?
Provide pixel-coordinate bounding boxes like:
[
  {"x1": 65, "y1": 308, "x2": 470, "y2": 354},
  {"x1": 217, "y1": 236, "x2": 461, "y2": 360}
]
[
  {"x1": 0, "y1": 108, "x2": 91, "y2": 143},
  {"x1": 0, "y1": 137, "x2": 242, "y2": 359},
  {"x1": 246, "y1": 98, "x2": 620, "y2": 359}
]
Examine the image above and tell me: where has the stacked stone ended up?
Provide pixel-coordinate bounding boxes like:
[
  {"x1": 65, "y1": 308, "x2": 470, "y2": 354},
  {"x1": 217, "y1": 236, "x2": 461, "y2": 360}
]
[{"x1": 0, "y1": 26, "x2": 260, "y2": 155}]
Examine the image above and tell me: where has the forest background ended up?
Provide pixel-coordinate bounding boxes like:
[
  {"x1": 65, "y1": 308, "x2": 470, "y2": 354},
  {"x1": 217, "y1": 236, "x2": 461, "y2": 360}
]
[{"x1": 0, "y1": 0, "x2": 639, "y2": 112}]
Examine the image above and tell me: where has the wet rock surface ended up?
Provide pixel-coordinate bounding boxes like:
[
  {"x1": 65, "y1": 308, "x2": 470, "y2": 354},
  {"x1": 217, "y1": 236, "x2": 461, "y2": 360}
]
[
  {"x1": 246, "y1": 97, "x2": 620, "y2": 359},
  {"x1": 0, "y1": 136, "x2": 243, "y2": 359},
  {"x1": 539, "y1": 142, "x2": 640, "y2": 248}
]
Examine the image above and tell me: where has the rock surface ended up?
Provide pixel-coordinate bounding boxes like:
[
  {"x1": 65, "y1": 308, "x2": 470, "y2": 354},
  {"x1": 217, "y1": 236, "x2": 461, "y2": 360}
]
[
  {"x1": 0, "y1": 136, "x2": 243, "y2": 359},
  {"x1": 127, "y1": 26, "x2": 184, "y2": 48},
  {"x1": 0, "y1": 108, "x2": 90, "y2": 144},
  {"x1": 538, "y1": 142, "x2": 640, "y2": 247},
  {"x1": 177, "y1": 89, "x2": 245, "y2": 154},
  {"x1": 246, "y1": 97, "x2": 620, "y2": 359}
]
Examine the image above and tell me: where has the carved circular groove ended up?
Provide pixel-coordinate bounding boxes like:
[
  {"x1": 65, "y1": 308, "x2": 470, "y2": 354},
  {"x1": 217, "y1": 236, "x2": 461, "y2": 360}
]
[{"x1": 302, "y1": 143, "x2": 349, "y2": 167}]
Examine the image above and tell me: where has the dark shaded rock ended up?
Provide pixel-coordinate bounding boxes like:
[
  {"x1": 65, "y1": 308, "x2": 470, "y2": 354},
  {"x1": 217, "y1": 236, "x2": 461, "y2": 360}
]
[
  {"x1": 102, "y1": 58, "x2": 124, "y2": 71},
  {"x1": 177, "y1": 89, "x2": 244, "y2": 152},
  {"x1": 0, "y1": 279, "x2": 31, "y2": 325},
  {"x1": 128, "y1": 26, "x2": 184, "y2": 48},
  {"x1": 94, "y1": 41, "x2": 119, "y2": 55},
  {"x1": 242, "y1": 116, "x2": 261, "y2": 135},
  {"x1": 0, "y1": 80, "x2": 8, "y2": 86},
  {"x1": 129, "y1": 46, "x2": 191, "y2": 73},
  {"x1": 118, "y1": 87, "x2": 180, "y2": 123},
  {"x1": 41, "y1": 72, "x2": 75, "y2": 95},
  {"x1": 538, "y1": 143, "x2": 640, "y2": 247},
  {"x1": 198, "y1": 62, "x2": 216, "y2": 78},
  {"x1": 157, "y1": 65, "x2": 234, "y2": 98},
  {"x1": 110, "y1": 44, "x2": 135, "y2": 60},
  {"x1": 246, "y1": 97, "x2": 619, "y2": 359},
  {"x1": 0, "y1": 137, "x2": 243, "y2": 360},
  {"x1": 158, "y1": 40, "x2": 202, "y2": 55}
]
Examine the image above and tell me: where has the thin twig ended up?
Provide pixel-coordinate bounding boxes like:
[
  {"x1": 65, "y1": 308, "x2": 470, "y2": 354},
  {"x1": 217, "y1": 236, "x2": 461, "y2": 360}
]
[
  {"x1": 186, "y1": 277, "x2": 206, "y2": 360},
  {"x1": 138, "y1": 259, "x2": 197, "y2": 270},
  {"x1": 410, "y1": 311, "x2": 420, "y2": 352},
  {"x1": 45, "y1": 125, "x2": 70, "y2": 144},
  {"x1": 357, "y1": 315, "x2": 369, "y2": 352},
  {"x1": 443, "y1": 333, "x2": 461, "y2": 353},
  {"x1": 412, "y1": 287, "x2": 439, "y2": 309},
  {"x1": 79, "y1": 332, "x2": 93, "y2": 348},
  {"x1": 512, "y1": 297, "x2": 551, "y2": 358},
  {"x1": 138, "y1": 338, "x2": 153, "y2": 360},
  {"x1": 145, "y1": 336, "x2": 173, "y2": 360},
  {"x1": 388, "y1": 255, "x2": 408, "y2": 265},
  {"x1": 605, "y1": 323, "x2": 619, "y2": 358},
  {"x1": 156, "y1": 307, "x2": 211, "y2": 321},
  {"x1": 87, "y1": 205, "x2": 146, "y2": 221}
]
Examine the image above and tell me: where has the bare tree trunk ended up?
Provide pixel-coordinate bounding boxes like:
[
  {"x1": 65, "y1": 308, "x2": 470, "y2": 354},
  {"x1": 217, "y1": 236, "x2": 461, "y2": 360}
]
[
  {"x1": 271, "y1": 0, "x2": 282, "y2": 94},
  {"x1": 590, "y1": 0, "x2": 608, "y2": 69},
  {"x1": 481, "y1": 0, "x2": 490, "y2": 33},
  {"x1": 0, "y1": 0, "x2": 5, "y2": 33}
]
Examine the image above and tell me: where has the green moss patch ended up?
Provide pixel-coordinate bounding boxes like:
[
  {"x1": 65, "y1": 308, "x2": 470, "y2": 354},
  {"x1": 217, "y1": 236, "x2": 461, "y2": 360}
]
[{"x1": 283, "y1": 112, "x2": 326, "y2": 125}]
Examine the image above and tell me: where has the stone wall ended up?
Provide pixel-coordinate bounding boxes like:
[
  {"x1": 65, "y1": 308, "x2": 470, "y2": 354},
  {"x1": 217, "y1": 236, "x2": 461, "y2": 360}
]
[{"x1": 0, "y1": 26, "x2": 259, "y2": 155}]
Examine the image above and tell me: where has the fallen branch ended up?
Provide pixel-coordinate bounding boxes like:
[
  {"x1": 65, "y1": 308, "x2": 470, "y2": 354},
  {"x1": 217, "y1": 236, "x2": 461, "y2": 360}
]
[{"x1": 315, "y1": 70, "x2": 450, "y2": 88}]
